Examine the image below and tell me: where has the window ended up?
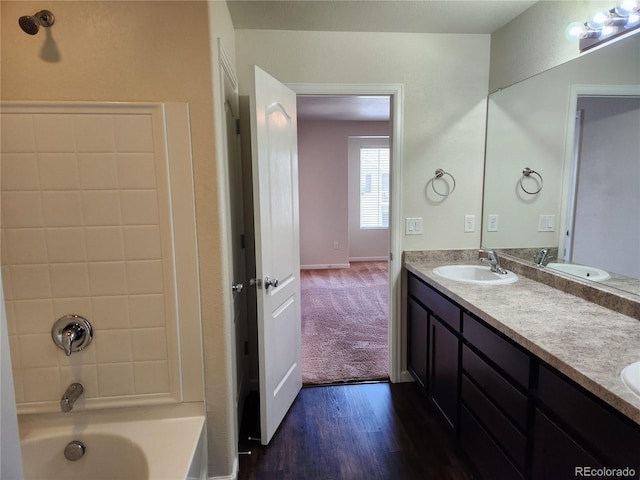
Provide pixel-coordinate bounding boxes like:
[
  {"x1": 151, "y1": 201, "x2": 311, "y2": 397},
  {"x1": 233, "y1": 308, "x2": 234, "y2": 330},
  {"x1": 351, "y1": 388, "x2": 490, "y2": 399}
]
[{"x1": 360, "y1": 146, "x2": 390, "y2": 229}]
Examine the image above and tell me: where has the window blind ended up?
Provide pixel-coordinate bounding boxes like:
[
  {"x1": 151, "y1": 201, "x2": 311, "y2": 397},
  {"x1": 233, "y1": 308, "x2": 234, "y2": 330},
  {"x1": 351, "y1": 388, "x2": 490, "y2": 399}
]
[{"x1": 360, "y1": 147, "x2": 390, "y2": 229}]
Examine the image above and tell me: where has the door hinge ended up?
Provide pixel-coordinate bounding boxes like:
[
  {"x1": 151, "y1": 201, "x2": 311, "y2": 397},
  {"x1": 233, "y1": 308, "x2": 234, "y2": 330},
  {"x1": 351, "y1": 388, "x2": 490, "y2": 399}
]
[
  {"x1": 240, "y1": 234, "x2": 245, "y2": 249},
  {"x1": 244, "y1": 341, "x2": 249, "y2": 355},
  {"x1": 235, "y1": 118, "x2": 241, "y2": 135}
]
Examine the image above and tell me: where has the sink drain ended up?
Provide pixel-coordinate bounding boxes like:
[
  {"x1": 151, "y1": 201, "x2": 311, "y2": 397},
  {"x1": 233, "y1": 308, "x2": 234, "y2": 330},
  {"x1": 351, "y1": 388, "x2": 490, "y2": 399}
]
[{"x1": 64, "y1": 440, "x2": 85, "y2": 461}]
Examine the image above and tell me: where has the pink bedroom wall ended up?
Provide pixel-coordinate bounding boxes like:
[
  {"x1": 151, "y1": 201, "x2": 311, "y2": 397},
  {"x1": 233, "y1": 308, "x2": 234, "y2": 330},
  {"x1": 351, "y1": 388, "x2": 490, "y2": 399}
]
[{"x1": 298, "y1": 119, "x2": 390, "y2": 268}]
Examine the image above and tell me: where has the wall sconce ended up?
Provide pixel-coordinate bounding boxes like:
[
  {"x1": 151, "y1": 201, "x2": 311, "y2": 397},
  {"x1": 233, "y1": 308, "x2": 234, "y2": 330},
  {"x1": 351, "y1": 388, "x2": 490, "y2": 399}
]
[{"x1": 566, "y1": 0, "x2": 640, "y2": 52}]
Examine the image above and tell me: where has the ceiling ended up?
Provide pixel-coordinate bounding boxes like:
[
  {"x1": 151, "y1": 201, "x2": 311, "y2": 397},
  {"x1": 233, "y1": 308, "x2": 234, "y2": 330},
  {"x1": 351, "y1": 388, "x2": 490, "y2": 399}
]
[
  {"x1": 228, "y1": 0, "x2": 538, "y2": 121},
  {"x1": 226, "y1": 0, "x2": 538, "y2": 35}
]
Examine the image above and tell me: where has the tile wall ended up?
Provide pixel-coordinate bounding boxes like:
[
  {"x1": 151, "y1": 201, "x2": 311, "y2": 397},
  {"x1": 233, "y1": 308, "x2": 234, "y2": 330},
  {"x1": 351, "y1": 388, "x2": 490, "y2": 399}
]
[{"x1": 0, "y1": 105, "x2": 180, "y2": 412}]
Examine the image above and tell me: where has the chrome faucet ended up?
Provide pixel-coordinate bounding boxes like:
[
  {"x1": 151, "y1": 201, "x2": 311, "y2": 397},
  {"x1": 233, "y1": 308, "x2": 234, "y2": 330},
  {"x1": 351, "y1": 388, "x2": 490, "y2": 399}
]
[
  {"x1": 534, "y1": 248, "x2": 555, "y2": 267},
  {"x1": 61, "y1": 383, "x2": 83, "y2": 412},
  {"x1": 479, "y1": 249, "x2": 508, "y2": 274},
  {"x1": 52, "y1": 315, "x2": 93, "y2": 356}
]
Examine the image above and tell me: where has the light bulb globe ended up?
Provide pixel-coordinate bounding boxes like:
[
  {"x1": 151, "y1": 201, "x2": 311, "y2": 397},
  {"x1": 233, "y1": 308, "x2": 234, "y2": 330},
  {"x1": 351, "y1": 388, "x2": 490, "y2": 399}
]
[
  {"x1": 565, "y1": 21, "x2": 587, "y2": 40},
  {"x1": 587, "y1": 9, "x2": 612, "y2": 29},
  {"x1": 627, "y1": 11, "x2": 640, "y2": 24},
  {"x1": 615, "y1": 0, "x2": 640, "y2": 17}
]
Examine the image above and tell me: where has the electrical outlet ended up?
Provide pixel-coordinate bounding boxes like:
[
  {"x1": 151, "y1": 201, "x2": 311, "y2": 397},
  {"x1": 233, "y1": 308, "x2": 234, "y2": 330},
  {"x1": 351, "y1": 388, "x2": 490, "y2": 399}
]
[
  {"x1": 487, "y1": 214, "x2": 499, "y2": 232},
  {"x1": 464, "y1": 215, "x2": 475, "y2": 233},
  {"x1": 405, "y1": 217, "x2": 423, "y2": 235},
  {"x1": 333, "y1": 241, "x2": 340, "y2": 250}
]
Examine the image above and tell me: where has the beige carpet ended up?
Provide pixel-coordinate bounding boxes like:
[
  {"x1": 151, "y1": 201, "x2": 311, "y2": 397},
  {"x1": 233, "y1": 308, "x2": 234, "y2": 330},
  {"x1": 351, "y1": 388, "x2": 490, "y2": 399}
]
[{"x1": 301, "y1": 261, "x2": 389, "y2": 385}]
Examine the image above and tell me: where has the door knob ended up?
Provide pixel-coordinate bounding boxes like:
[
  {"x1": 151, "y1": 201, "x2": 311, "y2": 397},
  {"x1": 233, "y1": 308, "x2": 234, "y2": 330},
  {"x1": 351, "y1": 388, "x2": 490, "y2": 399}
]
[
  {"x1": 264, "y1": 276, "x2": 279, "y2": 290},
  {"x1": 232, "y1": 283, "x2": 244, "y2": 294},
  {"x1": 250, "y1": 276, "x2": 279, "y2": 290}
]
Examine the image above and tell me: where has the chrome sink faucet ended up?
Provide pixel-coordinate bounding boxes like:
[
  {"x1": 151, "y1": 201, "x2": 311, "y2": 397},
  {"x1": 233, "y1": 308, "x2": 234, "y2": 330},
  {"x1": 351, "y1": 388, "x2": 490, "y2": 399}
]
[
  {"x1": 61, "y1": 383, "x2": 83, "y2": 412},
  {"x1": 534, "y1": 248, "x2": 555, "y2": 267},
  {"x1": 479, "y1": 249, "x2": 508, "y2": 275}
]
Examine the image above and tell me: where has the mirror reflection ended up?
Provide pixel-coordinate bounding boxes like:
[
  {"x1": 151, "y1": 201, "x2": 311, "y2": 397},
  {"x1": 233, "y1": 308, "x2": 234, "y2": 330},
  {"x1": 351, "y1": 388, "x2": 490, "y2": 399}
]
[{"x1": 482, "y1": 34, "x2": 640, "y2": 296}]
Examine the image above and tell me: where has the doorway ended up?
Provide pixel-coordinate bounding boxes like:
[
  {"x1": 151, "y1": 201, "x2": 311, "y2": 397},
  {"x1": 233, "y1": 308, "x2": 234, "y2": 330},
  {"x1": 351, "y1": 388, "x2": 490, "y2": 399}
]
[
  {"x1": 561, "y1": 85, "x2": 640, "y2": 280},
  {"x1": 235, "y1": 80, "x2": 404, "y2": 444},
  {"x1": 568, "y1": 95, "x2": 640, "y2": 277},
  {"x1": 295, "y1": 94, "x2": 394, "y2": 385}
]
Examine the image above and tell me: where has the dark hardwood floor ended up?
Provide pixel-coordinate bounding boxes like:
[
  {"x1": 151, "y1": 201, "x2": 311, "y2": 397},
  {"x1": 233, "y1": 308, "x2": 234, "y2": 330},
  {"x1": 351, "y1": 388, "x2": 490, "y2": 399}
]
[{"x1": 237, "y1": 382, "x2": 476, "y2": 480}]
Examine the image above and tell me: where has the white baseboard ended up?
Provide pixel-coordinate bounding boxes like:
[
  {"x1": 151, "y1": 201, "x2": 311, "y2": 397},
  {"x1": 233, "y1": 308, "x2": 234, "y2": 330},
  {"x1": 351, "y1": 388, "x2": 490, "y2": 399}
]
[
  {"x1": 349, "y1": 256, "x2": 388, "y2": 262},
  {"x1": 208, "y1": 457, "x2": 238, "y2": 480},
  {"x1": 301, "y1": 263, "x2": 350, "y2": 270},
  {"x1": 399, "y1": 370, "x2": 415, "y2": 383}
]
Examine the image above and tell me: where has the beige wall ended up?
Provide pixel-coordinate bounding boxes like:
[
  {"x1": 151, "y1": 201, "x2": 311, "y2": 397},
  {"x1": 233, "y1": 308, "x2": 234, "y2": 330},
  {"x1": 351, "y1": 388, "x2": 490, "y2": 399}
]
[
  {"x1": 298, "y1": 119, "x2": 390, "y2": 267},
  {"x1": 489, "y1": 0, "x2": 613, "y2": 92},
  {"x1": 1, "y1": 1, "x2": 235, "y2": 477},
  {"x1": 236, "y1": 30, "x2": 490, "y2": 252}
]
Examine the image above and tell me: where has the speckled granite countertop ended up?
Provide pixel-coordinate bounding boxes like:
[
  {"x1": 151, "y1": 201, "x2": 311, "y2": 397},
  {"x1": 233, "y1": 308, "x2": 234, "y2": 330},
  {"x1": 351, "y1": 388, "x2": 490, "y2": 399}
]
[{"x1": 403, "y1": 250, "x2": 640, "y2": 426}]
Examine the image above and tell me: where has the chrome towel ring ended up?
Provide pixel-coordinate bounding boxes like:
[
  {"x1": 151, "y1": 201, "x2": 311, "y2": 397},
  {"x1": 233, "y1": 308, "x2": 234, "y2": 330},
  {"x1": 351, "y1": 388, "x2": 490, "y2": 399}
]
[
  {"x1": 519, "y1": 167, "x2": 543, "y2": 195},
  {"x1": 431, "y1": 168, "x2": 456, "y2": 197}
]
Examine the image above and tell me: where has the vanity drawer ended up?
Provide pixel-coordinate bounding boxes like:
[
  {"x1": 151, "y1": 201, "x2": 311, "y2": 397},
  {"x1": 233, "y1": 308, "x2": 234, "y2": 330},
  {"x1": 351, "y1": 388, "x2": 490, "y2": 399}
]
[
  {"x1": 462, "y1": 345, "x2": 528, "y2": 429},
  {"x1": 460, "y1": 405, "x2": 525, "y2": 480},
  {"x1": 538, "y1": 365, "x2": 640, "y2": 469},
  {"x1": 408, "y1": 273, "x2": 460, "y2": 331},
  {"x1": 462, "y1": 374, "x2": 527, "y2": 469},
  {"x1": 463, "y1": 313, "x2": 529, "y2": 388}
]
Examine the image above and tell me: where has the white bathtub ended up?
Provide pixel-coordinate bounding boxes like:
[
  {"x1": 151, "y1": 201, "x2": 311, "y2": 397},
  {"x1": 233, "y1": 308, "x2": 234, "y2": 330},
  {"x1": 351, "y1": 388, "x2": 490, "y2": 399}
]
[{"x1": 18, "y1": 403, "x2": 206, "y2": 480}]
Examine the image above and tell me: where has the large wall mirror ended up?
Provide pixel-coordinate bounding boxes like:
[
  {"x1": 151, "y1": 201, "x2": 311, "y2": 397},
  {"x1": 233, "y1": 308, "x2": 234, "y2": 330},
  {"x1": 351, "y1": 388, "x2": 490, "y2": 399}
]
[{"x1": 482, "y1": 33, "x2": 640, "y2": 297}]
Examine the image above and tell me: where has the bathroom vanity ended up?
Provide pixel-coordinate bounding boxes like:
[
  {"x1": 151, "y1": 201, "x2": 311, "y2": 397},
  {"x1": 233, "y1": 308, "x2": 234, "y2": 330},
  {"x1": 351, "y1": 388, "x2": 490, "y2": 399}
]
[{"x1": 404, "y1": 251, "x2": 640, "y2": 480}]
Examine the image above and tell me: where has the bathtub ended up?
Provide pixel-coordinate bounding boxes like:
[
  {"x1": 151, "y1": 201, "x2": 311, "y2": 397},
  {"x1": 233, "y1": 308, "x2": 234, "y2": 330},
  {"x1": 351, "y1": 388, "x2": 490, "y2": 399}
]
[{"x1": 18, "y1": 403, "x2": 206, "y2": 480}]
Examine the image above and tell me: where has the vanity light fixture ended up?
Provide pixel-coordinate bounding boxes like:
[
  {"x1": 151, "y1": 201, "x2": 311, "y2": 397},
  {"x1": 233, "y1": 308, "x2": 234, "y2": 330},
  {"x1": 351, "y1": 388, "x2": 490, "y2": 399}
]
[{"x1": 566, "y1": 0, "x2": 640, "y2": 51}]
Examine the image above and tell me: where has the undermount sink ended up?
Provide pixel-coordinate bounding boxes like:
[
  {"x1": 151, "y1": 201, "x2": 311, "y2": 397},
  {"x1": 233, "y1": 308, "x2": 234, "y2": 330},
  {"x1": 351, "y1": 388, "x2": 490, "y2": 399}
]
[
  {"x1": 432, "y1": 265, "x2": 518, "y2": 285},
  {"x1": 546, "y1": 262, "x2": 610, "y2": 282},
  {"x1": 621, "y1": 361, "x2": 640, "y2": 400}
]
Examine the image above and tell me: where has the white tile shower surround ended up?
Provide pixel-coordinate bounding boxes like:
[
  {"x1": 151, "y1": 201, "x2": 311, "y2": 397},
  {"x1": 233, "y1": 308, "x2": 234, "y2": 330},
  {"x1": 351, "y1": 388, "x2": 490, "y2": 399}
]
[{"x1": 0, "y1": 104, "x2": 191, "y2": 412}]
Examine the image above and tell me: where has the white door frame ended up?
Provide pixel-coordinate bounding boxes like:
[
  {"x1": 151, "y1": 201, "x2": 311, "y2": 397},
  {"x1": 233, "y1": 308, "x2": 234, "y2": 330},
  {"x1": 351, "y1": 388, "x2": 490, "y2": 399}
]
[
  {"x1": 559, "y1": 84, "x2": 640, "y2": 261},
  {"x1": 287, "y1": 83, "x2": 404, "y2": 383}
]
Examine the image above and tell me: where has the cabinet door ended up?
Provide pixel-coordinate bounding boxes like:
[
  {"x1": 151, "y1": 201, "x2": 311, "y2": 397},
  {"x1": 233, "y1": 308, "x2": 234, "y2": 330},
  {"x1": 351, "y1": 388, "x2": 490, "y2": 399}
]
[
  {"x1": 533, "y1": 409, "x2": 603, "y2": 480},
  {"x1": 407, "y1": 297, "x2": 429, "y2": 392},
  {"x1": 429, "y1": 316, "x2": 459, "y2": 429},
  {"x1": 538, "y1": 365, "x2": 640, "y2": 469}
]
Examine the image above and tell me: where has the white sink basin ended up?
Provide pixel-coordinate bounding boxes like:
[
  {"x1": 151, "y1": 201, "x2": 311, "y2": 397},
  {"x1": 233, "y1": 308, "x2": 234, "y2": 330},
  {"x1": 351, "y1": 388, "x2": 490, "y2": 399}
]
[
  {"x1": 432, "y1": 265, "x2": 518, "y2": 285},
  {"x1": 622, "y1": 361, "x2": 640, "y2": 399},
  {"x1": 546, "y1": 262, "x2": 610, "y2": 282}
]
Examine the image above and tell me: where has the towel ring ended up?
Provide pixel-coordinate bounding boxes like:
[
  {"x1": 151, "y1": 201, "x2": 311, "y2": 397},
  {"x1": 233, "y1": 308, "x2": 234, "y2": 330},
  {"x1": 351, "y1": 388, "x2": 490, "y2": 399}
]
[
  {"x1": 431, "y1": 168, "x2": 456, "y2": 197},
  {"x1": 519, "y1": 167, "x2": 543, "y2": 195}
]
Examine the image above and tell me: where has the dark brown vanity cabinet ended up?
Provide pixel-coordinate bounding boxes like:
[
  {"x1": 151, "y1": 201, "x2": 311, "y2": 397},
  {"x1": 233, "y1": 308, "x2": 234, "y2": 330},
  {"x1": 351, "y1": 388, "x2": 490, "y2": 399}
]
[
  {"x1": 405, "y1": 270, "x2": 640, "y2": 480},
  {"x1": 407, "y1": 272, "x2": 460, "y2": 430}
]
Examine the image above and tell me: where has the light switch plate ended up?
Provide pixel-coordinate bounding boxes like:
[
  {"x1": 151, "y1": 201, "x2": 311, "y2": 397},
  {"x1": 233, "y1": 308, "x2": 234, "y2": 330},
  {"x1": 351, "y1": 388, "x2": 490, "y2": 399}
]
[
  {"x1": 487, "y1": 214, "x2": 499, "y2": 232},
  {"x1": 405, "y1": 217, "x2": 423, "y2": 235},
  {"x1": 538, "y1": 214, "x2": 555, "y2": 232},
  {"x1": 464, "y1": 215, "x2": 475, "y2": 233}
]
